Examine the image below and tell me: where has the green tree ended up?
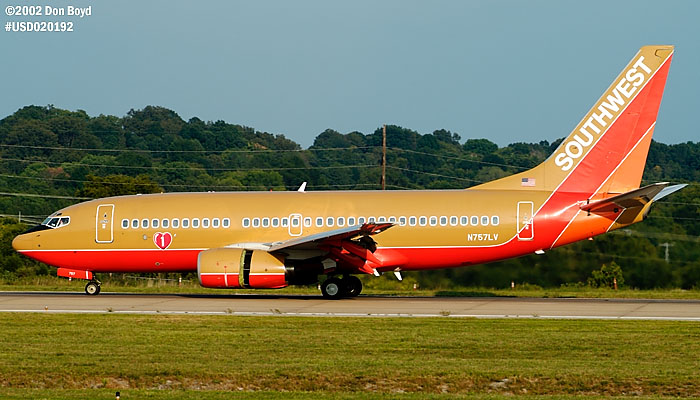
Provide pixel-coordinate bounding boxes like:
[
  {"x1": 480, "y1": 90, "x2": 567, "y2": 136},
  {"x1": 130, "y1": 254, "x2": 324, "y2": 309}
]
[{"x1": 587, "y1": 261, "x2": 625, "y2": 289}]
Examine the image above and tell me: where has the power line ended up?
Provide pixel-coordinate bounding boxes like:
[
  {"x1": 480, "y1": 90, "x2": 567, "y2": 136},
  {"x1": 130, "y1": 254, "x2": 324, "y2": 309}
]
[
  {"x1": 389, "y1": 147, "x2": 530, "y2": 171},
  {"x1": 0, "y1": 157, "x2": 376, "y2": 172},
  {"x1": 386, "y1": 166, "x2": 482, "y2": 183},
  {"x1": 0, "y1": 143, "x2": 379, "y2": 154},
  {"x1": 0, "y1": 192, "x2": 90, "y2": 200}
]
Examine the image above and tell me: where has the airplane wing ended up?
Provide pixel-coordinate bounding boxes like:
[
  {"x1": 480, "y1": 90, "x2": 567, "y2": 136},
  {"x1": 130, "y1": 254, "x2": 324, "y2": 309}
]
[
  {"x1": 580, "y1": 183, "x2": 685, "y2": 213},
  {"x1": 266, "y1": 222, "x2": 393, "y2": 252},
  {"x1": 226, "y1": 223, "x2": 395, "y2": 275}
]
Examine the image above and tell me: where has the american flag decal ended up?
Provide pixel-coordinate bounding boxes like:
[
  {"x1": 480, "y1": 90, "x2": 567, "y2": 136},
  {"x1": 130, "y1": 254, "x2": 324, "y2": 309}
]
[{"x1": 521, "y1": 178, "x2": 536, "y2": 187}]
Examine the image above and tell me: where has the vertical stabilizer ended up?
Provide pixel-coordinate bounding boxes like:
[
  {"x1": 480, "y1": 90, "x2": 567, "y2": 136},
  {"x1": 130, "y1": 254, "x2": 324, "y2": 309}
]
[{"x1": 475, "y1": 45, "x2": 673, "y2": 195}]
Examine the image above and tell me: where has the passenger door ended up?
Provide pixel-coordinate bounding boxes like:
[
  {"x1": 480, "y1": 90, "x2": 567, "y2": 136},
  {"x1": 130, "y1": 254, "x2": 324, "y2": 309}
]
[{"x1": 95, "y1": 204, "x2": 114, "y2": 243}]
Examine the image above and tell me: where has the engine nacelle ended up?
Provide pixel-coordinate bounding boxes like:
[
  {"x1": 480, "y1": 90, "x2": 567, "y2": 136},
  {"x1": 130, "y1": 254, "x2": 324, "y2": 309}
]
[{"x1": 197, "y1": 248, "x2": 287, "y2": 289}]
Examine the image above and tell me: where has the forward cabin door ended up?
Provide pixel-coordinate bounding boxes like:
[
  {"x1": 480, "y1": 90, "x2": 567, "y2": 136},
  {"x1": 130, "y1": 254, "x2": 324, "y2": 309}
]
[
  {"x1": 95, "y1": 204, "x2": 114, "y2": 243},
  {"x1": 517, "y1": 201, "x2": 534, "y2": 241}
]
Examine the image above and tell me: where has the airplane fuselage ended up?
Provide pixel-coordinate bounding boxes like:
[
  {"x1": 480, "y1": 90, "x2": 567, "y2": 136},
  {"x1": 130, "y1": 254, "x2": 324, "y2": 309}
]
[{"x1": 12, "y1": 187, "x2": 616, "y2": 274}]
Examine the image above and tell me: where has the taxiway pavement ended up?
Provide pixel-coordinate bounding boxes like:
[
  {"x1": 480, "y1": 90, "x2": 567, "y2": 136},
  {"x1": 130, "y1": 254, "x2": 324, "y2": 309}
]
[{"x1": 1, "y1": 292, "x2": 700, "y2": 320}]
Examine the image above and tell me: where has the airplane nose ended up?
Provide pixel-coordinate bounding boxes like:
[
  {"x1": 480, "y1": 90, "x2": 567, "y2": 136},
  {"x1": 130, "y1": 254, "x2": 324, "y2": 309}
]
[{"x1": 12, "y1": 233, "x2": 31, "y2": 252}]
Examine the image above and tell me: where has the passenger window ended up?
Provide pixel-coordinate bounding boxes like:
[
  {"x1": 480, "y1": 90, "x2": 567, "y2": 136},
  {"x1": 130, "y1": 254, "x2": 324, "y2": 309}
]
[
  {"x1": 131, "y1": 219, "x2": 138, "y2": 229},
  {"x1": 162, "y1": 219, "x2": 170, "y2": 228},
  {"x1": 388, "y1": 216, "x2": 397, "y2": 223},
  {"x1": 192, "y1": 218, "x2": 200, "y2": 228},
  {"x1": 182, "y1": 218, "x2": 190, "y2": 228},
  {"x1": 122, "y1": 219, "x2": 129, "y2": 229},
  {"x1": 429, "y1": 216, "x2": 437, "y2": 226},
  {"x1": 481, "y1": 216, "x2": 490, "y2": 226},
  {"x1": 399, "y1": 216, "x2": 407, "y2": 226},
  {"x1": 377, "y1": 216, "x2": 386, "y2": 222},
  {"x1": 172, "y1": 218, "x2": 180, "y2": 228},
  {"x1": 316, "y1": 217, "x2": 323, "y2": 227},
  {"x1": 212, "y1": 218, "x2": 220, "y2": 228},
  {"x1": 152, "y1": 219, "x2": 159, "y2": 229},
  {"x1": 419, "y1": 216, "x2": 427, "y2": 226},
  {"x1": 141, "y1": 219, "x2": 149, "y2": 229},
  {"x1": 222, "y1": 218, "x2": 230, "y2": 228},
  {"x1": 242, "y1": 218, "x2": 250, "y2": 228},
  {"x1": 282, "y1": 218, "x2": 289, "y2": 227},
  {"x1": 326, "y1": 217, "x2": 334, "y2": 227},
  {"x1": 358, "y1": 217, "x2": 366, "y2": 224},
  {"x1": 202, "y1": 218, "x2": 210, "y2": 228},
  {"x1": 348, "y1": 217, "x2": 356, "y2": 225},
  {"x1": 337, "y1": 217, "x2": 345, "y2": 227},
  {"x1": 261, "y1": 218, "x2": 269, "y2": 228},
  {"x1": 460, "y1": 216, "x2": 469, "y2": 226},
  {"x1": 440, "y1": 216, "x2": 447, "y2": 226},
  {"x1": 251, "y1": 218, "x2": 259, "y2": 228},
  {"x1": 291, "y1": 216, "x2": 300, "y2": 227},
  {"x1": 471, "y1": 216, "x2": 479, "y2": 226},
  {"x1": 304, "y1": 217, "x2": 311, "y2": 228},
  {"x1": 450, "y1": 216, "x2": 458, "y2": 226},
  {"x1": 491, "y1": 216, "x2": 500, "y2": 226},
  {"x1": 271, "y1": 217, "x2": 279, "y2": 227},
  {"x1": 409, "y1": 216, "x2": 417, "y2": 226},
  {"x1": 368, "y1": 216, "x2": 376, "y2": 223}
]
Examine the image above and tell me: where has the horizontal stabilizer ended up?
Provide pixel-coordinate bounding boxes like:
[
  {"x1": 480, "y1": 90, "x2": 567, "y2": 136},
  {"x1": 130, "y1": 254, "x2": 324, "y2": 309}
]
[{"x1": 581, "y1": 183, "x2": 672, "y2": 213}]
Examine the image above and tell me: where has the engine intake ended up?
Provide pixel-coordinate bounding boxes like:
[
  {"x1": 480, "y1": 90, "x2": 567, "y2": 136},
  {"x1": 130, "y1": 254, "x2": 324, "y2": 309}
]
[{"x1": 198, "y1": 248, "x2": 287, "y2": 289}]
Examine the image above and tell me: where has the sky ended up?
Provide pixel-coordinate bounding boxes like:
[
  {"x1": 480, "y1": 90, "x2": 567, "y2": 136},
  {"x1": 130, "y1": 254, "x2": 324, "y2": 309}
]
[{"x1": 2, "y1": 0, "x2": 699, "y2": 148}]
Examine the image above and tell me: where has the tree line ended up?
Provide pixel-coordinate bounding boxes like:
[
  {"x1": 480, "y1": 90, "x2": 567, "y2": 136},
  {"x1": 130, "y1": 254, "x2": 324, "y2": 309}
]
[{"x1": 1, "y1": 105, "x2": 698, "y2": 289}]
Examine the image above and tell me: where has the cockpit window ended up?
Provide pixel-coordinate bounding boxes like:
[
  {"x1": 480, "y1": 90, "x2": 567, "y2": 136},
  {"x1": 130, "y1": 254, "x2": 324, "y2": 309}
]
[{"x1": 41, "y1": 216, "x2": 70, "y2": 229}]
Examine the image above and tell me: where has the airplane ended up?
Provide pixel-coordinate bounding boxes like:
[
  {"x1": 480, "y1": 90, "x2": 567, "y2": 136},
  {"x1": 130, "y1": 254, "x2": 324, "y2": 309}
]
[{"x1": 12, "y1": 45, "x2": 685, "y2": 299}]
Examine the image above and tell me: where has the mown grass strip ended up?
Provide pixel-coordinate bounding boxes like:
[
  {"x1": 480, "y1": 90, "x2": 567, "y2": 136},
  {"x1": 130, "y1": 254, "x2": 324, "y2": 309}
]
[{"x1": 0, "y1": 314, "x2": 699, "y2": 397}]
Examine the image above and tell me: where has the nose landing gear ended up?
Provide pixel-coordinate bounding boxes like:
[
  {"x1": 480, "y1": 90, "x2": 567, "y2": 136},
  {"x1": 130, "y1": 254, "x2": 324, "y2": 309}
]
[{"x1": 85, "y1": 280, "x2": 101, "y2": 296}]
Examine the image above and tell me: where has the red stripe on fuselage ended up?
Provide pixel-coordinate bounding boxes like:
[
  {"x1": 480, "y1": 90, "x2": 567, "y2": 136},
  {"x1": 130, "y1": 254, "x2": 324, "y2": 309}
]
[{"x1": 19, "y1": 249, "x2": 201, "y2": 273}]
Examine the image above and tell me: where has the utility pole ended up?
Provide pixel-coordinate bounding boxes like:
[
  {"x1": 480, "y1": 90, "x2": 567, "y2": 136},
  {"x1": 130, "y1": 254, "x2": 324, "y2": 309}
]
[
  {"x1": 660, "y1": 242, "x2": 674, "y2": 263},
  {"x1": 381, "y1": 124, "x2": 386, "y2": 190}
]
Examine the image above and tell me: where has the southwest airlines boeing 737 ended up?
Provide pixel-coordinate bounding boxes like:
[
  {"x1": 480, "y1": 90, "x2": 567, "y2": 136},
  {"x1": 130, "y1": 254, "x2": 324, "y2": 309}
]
[{"x1": 12, "y1": 45, "x2": 684, "y2": 298}]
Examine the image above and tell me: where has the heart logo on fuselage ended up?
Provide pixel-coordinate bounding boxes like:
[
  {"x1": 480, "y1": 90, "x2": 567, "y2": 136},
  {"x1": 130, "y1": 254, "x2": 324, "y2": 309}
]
[{"x1": 153, "y1": 232, "x2": 172, "y2": 250}]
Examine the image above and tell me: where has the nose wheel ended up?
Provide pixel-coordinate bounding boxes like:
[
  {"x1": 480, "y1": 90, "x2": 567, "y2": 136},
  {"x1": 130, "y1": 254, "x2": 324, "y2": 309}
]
[{"x1": 85, "y1": 280, "x2": 101, "y2": 296}]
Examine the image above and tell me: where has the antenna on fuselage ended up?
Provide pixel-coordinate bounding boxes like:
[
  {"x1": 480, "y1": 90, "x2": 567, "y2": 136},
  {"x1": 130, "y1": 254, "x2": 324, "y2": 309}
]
[{"x1": 297, "y1": 182, "x2": 307, "y2": 192}]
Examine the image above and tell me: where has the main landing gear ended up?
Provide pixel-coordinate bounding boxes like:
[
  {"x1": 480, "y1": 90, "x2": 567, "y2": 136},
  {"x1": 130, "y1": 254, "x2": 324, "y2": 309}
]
[
  {"x1": 321, "y1": 275, "x2": 362, "y2": 299},
  {"x1": 85, "y1": 280, "x2": 101, "y2": 296}
]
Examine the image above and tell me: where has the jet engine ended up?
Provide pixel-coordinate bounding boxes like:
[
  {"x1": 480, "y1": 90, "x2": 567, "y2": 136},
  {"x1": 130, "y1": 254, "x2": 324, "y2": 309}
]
[
  {"x1": 197, "y1": 248, "x2": 322, "y2": 289},
  {"x1": 197, "y1": 248, "x2": 287, "y2": 289}
]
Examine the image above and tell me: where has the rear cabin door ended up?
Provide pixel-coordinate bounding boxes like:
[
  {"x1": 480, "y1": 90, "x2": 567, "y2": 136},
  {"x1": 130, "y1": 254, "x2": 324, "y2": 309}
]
[
  {"x1": 96, "y1": 204, "x2": 114, "y2": 243},
  {"x1": 517, "y1": 201, "x2": 534, "y2": 241}
]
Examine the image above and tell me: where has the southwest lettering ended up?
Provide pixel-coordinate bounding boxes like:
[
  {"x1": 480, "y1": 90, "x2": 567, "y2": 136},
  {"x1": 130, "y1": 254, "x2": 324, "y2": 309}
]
[
  {"x1": 554, "y1": 56, "x2": 654, "y2": 172},
  {"x1": 616, "y1": 78, "x2": 635, "y2": 98},
  {"x1": 582, "y1": 117, "x2": 600, "y2": 134},
  {"x1": 573, "y1": 130, "x2": 594, "y2": 146},
  {"x1": 591, "y1": 106, "x2": 614, "y2": 127},
  {"x1": 600, "y1": 89, "x2": 625, "y2": 113},
  {"x1": 633, "y1": 56, "x2": 651, "y2": 73}
]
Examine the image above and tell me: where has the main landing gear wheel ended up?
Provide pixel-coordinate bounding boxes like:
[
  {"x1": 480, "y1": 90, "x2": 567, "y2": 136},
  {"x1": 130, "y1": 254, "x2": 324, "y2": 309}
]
[
  {"x1": 321, "y1": 276, "x2": 363, "y2": 299},
  {"x1": 321, "y1": 277, "x2": 343, "y2": 299},
  {"x1": 85, "y1": 281, "x2": 101, "y2": 296},
  {"x1": 343, "y1": 276, "x2": 362, "y2": 297}
]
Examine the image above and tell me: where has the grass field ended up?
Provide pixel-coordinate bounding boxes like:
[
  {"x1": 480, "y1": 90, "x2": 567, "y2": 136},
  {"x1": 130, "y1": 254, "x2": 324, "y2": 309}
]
[{"x1": 0, "y1": 314, "x2": 698, "y2": 399}]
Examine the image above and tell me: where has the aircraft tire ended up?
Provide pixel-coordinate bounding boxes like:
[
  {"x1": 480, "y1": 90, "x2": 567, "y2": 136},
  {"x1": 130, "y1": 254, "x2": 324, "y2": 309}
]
[
  {"x1": 321, "y1": 277, "x2": 343, "y2": 299},
  {"x1": 85, "y1": 281, "x2": 101, "y2": 296},
  {"x1": 343, "y1": 276, "x2": 362, "y2": 297}
]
